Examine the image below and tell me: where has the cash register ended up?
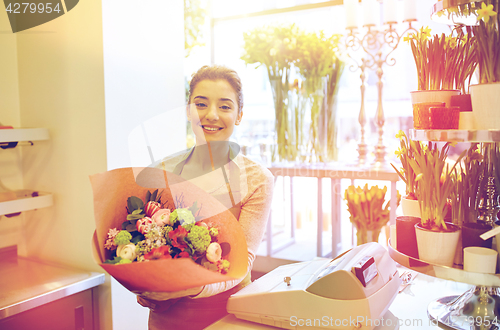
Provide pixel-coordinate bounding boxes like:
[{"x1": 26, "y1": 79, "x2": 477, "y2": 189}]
[{"x1": 227, "y1": 242, "x2": 400, "y2": 330}]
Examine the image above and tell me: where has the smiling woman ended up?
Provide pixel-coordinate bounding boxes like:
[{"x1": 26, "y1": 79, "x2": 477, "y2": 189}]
[{"x1": 138, "y1": 65, "x2": 275, "y2": 330}]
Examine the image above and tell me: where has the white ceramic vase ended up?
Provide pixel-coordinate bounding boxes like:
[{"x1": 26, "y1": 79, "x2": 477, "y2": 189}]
[
  {"x1": 470, "y1": 83, "x2": 500, "y2": 130},
  {"x1": 401, "y1": 197, "x2": 421, "y2": 218},
  {"x1": 410, "y1": 90, "x2": 461, "y2": 107},
  {"x1": 415, "y1": 223, "x2": 460, "y2": 267}
]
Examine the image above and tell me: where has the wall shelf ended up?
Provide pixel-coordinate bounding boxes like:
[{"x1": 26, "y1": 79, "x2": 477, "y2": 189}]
[
  {"x1": 0, "y1": 128, "x2": 49, "y2": 144},
  {"x1": 0, "y1": 191, "x2": 53, "y2": 216}
]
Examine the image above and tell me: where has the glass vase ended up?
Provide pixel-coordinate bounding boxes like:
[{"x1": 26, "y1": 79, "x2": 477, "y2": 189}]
[{"x1": 269, "y1": 73, "x2": 295, "y2": 163}]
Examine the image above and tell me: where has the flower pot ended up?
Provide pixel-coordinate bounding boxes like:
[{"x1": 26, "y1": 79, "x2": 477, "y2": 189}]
[
  {"x1": 396, "y1": 216, "x2": 420, "y2": 259},
  {"x1": 462, "y1": 222, "x2": 493, "y2": 249},
  {"x1": 451, "y1": 94, "x2": 476, "y2": 129},
  {"x1": 429, "y1": 106, "x2": 460, "y2": 129},
  {"x1": 450, "y1": 94, "x2": 472, "y2": 112},
  {"x1": 470, "y1": 82, "x2": 500, "y2": 130},
  {"x1": 413, "y1": 102, "x2": 444, "y2": 129},
  {"x1": 415, "y1": 222, "x2": 460, "y2": 267},
  {"x1": 410, "y1": 90, "x2": 461, "y2": 107},
  {"x1": 401, "y1": 197, "x2": 421, "y2": 218}
]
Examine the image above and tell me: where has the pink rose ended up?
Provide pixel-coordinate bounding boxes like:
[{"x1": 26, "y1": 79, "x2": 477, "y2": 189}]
[
  {"x1": 152, "y1": 208, "x2": 171, "y2": 226},
  {"x1": 206, "y1": 242, "x2": 222, "y2": 263}
]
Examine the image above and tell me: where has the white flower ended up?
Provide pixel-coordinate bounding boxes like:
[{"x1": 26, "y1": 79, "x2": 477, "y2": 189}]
[
  {"x1": 117, "y1": 243, "x2": 137, "y2": 261},
  {"x1": 206, "y1": 242, "x2": 222, "y2": 263}
]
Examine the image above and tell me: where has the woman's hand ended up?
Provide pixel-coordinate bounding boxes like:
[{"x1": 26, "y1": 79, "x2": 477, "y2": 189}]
[
  {"x1": 136, "y1": 286, "x2": 203, "y2": 312},
  {"x1": 138, "y1": 286, "x2": 203, "y2": 301}
]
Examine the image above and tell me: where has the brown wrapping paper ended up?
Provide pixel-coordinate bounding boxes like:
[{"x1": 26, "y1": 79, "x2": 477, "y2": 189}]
[{"x1": 90, "y1": 167, "x2": 248, "y2": 293}]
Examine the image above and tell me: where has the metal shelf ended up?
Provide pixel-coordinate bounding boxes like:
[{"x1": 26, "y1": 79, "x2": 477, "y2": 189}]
[{"x1": 409, "y1": 129, "x2": 500, "y2": 143}]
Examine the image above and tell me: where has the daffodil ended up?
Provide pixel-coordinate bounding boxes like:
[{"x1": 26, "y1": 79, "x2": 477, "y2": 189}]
[
  {"x1": 395, "y1": 130, "x2": 405, "y2": 139},
  {"x1": 395, "y1": 148, "x2": 404, "y2": 157},
  {"x1": 403, "y1": 34, "x2": 415, "y2": 43},
  {"x1": 419, "y1": 26, "x2": 432, "y2": 40},
  {"x1": 477, "y1": 2, "x2": 497, "y2": 23},
  {"x1": 446, "y1": 36, "x2": 457, "y2": 49}
]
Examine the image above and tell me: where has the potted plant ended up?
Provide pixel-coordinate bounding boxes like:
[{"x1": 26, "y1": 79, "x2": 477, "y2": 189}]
[
  {"x1": 344, "y1": 184, "x2": 400, "y2": 246},
  {"x1": 406, "y1": 26, "x2": 476, "y2": 129},
  {"x1": 451, "y1": 144, "x2": 491, "y2": 244},
  {"x1": 411, "y1": 141, "x2": 465, "y2": 267},
  {"x1": 392, "y1": 130, "x2": 421, "y2": 215},
  {"x1": 470, "y1": 0, "x2": 500, "y2": 129},
  {"x1": 391, "y1": 130, "x2": 423, "y2": 257}
]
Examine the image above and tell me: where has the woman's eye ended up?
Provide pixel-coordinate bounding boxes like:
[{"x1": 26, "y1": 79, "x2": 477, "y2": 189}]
[
  {"x1": 220, "y1": 105, "x2": 232, "y2": 110},
  {"x1": 195, "y1": 103, "x2": 207, "y2": 108}
]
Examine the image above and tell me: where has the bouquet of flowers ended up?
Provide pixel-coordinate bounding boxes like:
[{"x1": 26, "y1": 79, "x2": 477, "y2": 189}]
[
  {"x1": 90, "y1": 167, "x2": 248, "y2": 293},
  {"x1": 103, "y1": 188, "x2": 231, "y2": 276},
  {"x1": 344, "y1": 184, "x2": 401, "y2": 245}
]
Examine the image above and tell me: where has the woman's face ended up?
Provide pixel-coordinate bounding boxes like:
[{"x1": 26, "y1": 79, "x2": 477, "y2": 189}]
[{"x1": 188, "y1": 79, "x2": 243, "y2": 143}]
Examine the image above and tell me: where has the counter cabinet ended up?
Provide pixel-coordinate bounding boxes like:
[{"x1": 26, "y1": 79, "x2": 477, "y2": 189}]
[{"x1": 0, "y1": 248, "x2": 105, "y2": 330}]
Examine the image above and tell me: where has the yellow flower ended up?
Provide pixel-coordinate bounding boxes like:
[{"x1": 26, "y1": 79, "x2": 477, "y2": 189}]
[
  {"x1": 477, "y1": 2, "x2": 497, "y2": 23},
  {"x1": 420, "y1": 26, "x2": 432, "y2": 40},
  {"x1": 395, "y1": 130, "x2": 405, "y2": 139},
  {"x1": 395, "y1": 148, "x2": 404, "y2": 157},
  {"x1": 403, "y1": 34, "x2": 415, "y2": 43},
  {"x1": 449, "y1": 141, "x2": 457, "y2": 147},
  {"x1": 353, "y1": 193, "x2": 360, "y2": 204},
  {"x1": 446, "y1": 36, "x2": 457, "y2": 49},
  {"x1": 360, "y1": 193, "x2": 367, "y2": 203}
]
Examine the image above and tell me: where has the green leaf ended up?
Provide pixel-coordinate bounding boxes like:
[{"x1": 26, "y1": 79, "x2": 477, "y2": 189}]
[
  {"x1": 104, "y1": 256, "x2": 122, "y2": 264},
  {"x1": 126, "y1": 213, "x2": 144, "y2": 221},
  {"x1": 220, "y1": 242, "x2": 231, "y2": 257},
  {"x1": 145, "y1": 190, "x2": 151, "y2": 203},
  {"x1": 127, "y1": 196, "x2": 144, "y2": 213},
  {"x1": 151, "y1": 189, "x2": 158, "y2": 203},
  {"x1": 126, "y1": 223, "x2": 137, "y2": 232},
  {"x1": 131, "y1": 233, "x2": 144, "y2": 244}
]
